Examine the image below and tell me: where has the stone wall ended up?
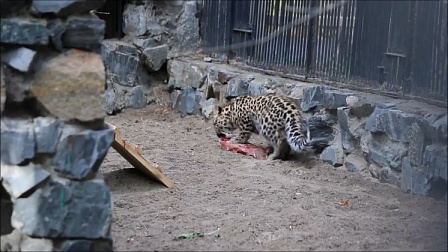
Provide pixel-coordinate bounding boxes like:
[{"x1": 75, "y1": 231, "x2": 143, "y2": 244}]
[
  {"x1": 102, "y1": 0, "x2": 200, "y2": 114},
  {"x1": 167, "y1": 58, "x2": 448, "y2": 201},
  {"x1": 1, "y1": 0, "x2": 115, "y2": 251}
]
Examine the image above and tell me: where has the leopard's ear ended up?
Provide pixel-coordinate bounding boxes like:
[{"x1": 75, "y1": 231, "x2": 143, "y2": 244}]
[{"x1": 213, "y1": 105, "x2": 223, "y2": 115}]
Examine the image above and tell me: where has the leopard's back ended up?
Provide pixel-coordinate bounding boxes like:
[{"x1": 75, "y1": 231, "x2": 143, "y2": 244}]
[{"x1": 218, "y1": 94, "x2": 309, "y2": 152}]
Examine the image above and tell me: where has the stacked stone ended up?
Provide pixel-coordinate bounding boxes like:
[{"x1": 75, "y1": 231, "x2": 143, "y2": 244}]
[
  {"x1": 298, "y1": 85, "x2": 447, "y2": 201},
  {"x1": 167, "y1": 58, "x2": 448, "y2": 201},
  {"x1": 1, "y1": 1, "x2": 115, "y2": 251},
  {"x1": 102, "y1": 0, "x2": 199, "y2": 114}
]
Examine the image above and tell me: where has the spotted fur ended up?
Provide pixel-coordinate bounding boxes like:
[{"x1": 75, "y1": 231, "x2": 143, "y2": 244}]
[{"x1": 213, "y1": 94, "x2": 311, "y2": 160}]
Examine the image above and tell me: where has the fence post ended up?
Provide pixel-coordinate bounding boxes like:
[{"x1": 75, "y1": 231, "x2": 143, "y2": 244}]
[
  {"x1": 227, "y1": 0, "x2": 236, "y2": 59},
  {"x1": 306, "y1": 0, "x2": 318, "y2": 79}
]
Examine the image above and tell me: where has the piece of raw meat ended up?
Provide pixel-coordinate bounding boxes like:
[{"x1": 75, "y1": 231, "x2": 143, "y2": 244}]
[{"x1": 219, "y1": 137, "x2": 270, "y2": 160}]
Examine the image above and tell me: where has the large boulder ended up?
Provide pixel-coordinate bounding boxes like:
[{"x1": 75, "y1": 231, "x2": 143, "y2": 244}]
[{"x1": 30, "y1": 49, "x2": 106, "y2": 122}]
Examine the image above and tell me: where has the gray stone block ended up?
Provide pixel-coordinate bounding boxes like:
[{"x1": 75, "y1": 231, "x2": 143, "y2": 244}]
[
  {"x1": 421, "y1": 113, "x2": 447, "y2": 144},
  {"x1": 300, "y1": 86, "x2": 331, "y2": 112},
  {"x1": 217, "y1": 69, "x2": 239, "y2": 84},
  {"x1": 323, "y1": 90, "x2": 354, "y2": 109},
  {"x1": 200, "y1": 97, "x2": 216, "y2": 119},
  {"x1": 46, "y1": 18, "x2": 66, "y2": 51},
  {"x1": 129, "y1": 86, "x2": 147, "y2": 109},
  {"x1": 375, "y1": 109, "x2": 422, "y2": 143},
  {"x1": 0, "y1": 18, "x2": 49, "y2": 45},
  {"x1": 142, "y1": 45, "x2": 168, "y2": 72},
  {"x1": 146, "y1": 18, "x2": 163, "y2": 36},
  {"x1": 305, "y1": 116, "x2": 334, "y2": 150},
  {"x1": 62, "y1": 16, "x2": 105, "y2": 51},
  {"x1": 2, "y1": 63, "x2": 32, "y2": 103},
  {"x1": 320, "y1": 146, "x2": 344, "y2": 167},
  {"x1": 1, "y1": 164, "x2": 51, "y2": 199},
  {"x1": 170, "y1": 90, "x2": 182, "y2": 110},
  {"x1": 407, "y1": 122, "x2": 428, "y2": 166},
  {"x1": 32, "y1": 0, "x2": 105, "y2": 17},
  {"x1": 365, "y1": 133, "x2": 407, "y2": 170},
  {"x1": 400, "y1": 157, "x2": 427, "y2": 196},
  {"x1": 179, "y1": 86, "x2": 202, "y2": 117},
  {"x1": 423, "y1": 145, "x2": 447, "y2": 181},
  {"x1": 1, "y1": 119, "x2": 35, "y2": 165},
  {"x1": 337, "y1": 107, "x2": 359, "y2": 153},
  {"x1": 122, "y1": 4, "x2": 147, "y2": 37},
  {"x1": 1, "y1": 47, "x2": 37, "y2": 72},
  {"x1": 364, "y1": 107, "x2": 389, "y2": 132},
  {"x1": 34, "y1": 117, "x2": 63, "y2": 154},
  {"x1": 101, "y1": 40, "x2": 139, "y2": 87},
  {"x1": 247, "y1": 77, "x2": 277, "y2": 96},
  {"x1": 52, "y1": 128, "x2": 114, "y2": 180},
  {"x1": 226, "y1": 77, "x2": 250, "y2": 98},
  {"x1": 167, "y1": 60, "x2": 206, "y2": 89},
  {"x1": 103, "y1": 88, "x2": 116, "y2": 115},
  {"x1": 11, "y1": 177, "x2": 112, "y2": 239},
  {"x1": 176, "y1": 0, "x2": 200, "y2": 51},
  {"x1": 402, "y1": 156, "x2": 447, "y2": 200}
]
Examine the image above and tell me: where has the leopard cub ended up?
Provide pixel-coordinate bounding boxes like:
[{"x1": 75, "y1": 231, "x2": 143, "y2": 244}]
[{"x1": 213, "y1": 94, "x2": 311, "y2": 160}]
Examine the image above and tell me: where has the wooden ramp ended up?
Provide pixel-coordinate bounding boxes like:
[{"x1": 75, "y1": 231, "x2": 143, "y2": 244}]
[{"x1": 106, "y1": 122, "x2": 176, "y2": 189}]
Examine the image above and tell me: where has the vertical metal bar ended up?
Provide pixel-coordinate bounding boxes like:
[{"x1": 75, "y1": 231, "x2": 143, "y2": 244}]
[
  {"x1": 227, "y1": 0, "x2": 235, "y2": 59},
  {"x1": 287, "y1": 0, "x2": 297, "y2": 71},
  {"x1": 297, "y1": 0, "x2": 307, "y2": 71},
  {"x1": 346, "y1": 0, "x2": 356, "y2": 78},
  {"x1": 260, "y1": 0, "x2": 266, "y2": 67},
  {"x1": 306, "y1": 0, "x2": 318, "y2": 78},
  {"x1": 290, "y1": 0, "x2": 299, "y2": 72}
]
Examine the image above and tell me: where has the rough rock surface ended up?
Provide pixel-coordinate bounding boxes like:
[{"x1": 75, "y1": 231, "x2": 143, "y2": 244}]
[
  {"x1": 1, "y1": 164, "x2": 51, "y2": 199},
  {"x1": 11, "y1": 177, "x2": 112, "y2": 239},
  {"x1": 30, "y1": 49, "x2": 106, "y2": 122},
  {"x1": 142, "y1": 45, "x2": 168, "y2": 72},
  {"x1": 0, "y1": 18, "x2": 49, "y2": 45},
  {"x1": 62, "y1": 15, "x2": 105, "y2": 51},
  {"x1": 34, "y1": 117, "x2": 63, "y2": 154},
  {"x1": 52, "y1": 128, "x2": 114, "y2": 180},
  {"x1": 101, "y1": 40, "x2": 139, "y2": 87},
  {"x1": 31, "y1": 0, "x2": 105, "y2": 17},
  {"x1": 1, "y1": 47, "x2": 37, "y2": 72},
  {"x1": 1, "y1": 119, "x2": 35, "y2": 165}
]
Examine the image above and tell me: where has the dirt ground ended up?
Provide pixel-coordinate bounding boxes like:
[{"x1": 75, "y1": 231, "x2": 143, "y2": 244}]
[{"x1": 101, "y1": 103, "x2": 447, "y2": 251}]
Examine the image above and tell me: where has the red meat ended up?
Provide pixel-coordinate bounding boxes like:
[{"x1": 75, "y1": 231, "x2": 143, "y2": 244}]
[{"x1": 219, "y1": 137, "x2": 270, "y2": 160}]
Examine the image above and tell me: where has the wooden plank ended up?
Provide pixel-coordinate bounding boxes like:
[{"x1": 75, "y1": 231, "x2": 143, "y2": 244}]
[{"x1": 106, "y1": 122, "x2": 176, "y2": 189}]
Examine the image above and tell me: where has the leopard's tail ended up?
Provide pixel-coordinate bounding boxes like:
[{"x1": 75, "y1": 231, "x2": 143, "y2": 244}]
[{"x1": 285, "y1": 113, "x2": 311, "y2": 152}]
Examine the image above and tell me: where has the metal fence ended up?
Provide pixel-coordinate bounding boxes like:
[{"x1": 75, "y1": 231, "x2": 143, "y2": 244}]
[{"x1": 200, "y1": 0, "x2": 447, "y2": 104}]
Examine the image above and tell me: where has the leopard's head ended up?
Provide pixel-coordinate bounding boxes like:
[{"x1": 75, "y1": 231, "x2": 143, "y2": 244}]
[{"x1": 213, "y1": 105, "x2": 235, "y2": 138}]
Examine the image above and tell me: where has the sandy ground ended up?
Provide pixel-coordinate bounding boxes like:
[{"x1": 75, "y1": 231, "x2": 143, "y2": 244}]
[{"x1": 101, "y1": 103, "x2": 447, "y2": 251}]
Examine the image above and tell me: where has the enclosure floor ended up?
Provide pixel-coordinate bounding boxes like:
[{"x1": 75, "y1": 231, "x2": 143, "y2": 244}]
[{"x1": 101, "y1": 104, "x2": 447, "y2": 251}]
